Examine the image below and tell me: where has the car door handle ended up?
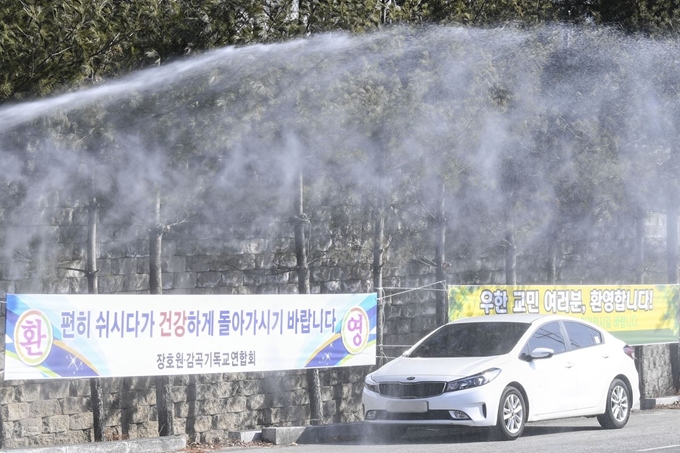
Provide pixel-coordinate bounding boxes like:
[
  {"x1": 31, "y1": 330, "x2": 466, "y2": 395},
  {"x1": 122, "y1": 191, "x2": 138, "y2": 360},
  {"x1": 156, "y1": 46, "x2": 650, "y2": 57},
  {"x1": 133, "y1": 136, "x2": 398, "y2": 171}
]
[
  {"x1": 601, "y1": 353, "x2": 610, "y2": 359},
  {"x1": 564, "y1": 362, "x2": 574, "y2": 368}
]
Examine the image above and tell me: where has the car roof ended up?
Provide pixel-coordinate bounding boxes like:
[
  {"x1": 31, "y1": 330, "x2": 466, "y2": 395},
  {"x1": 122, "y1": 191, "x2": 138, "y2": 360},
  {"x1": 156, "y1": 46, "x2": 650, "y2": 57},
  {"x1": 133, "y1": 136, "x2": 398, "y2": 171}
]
[{"x1": 449, "y1": 313, "x2": 577, "y2": 324}]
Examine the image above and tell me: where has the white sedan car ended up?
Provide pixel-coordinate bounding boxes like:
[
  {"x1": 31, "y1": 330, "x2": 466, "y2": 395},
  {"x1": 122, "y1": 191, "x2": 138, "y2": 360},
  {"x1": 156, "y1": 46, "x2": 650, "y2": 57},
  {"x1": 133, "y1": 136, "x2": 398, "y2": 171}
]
[{"x1": 362, "y1": 314, "x2": 640, "y2": 440}]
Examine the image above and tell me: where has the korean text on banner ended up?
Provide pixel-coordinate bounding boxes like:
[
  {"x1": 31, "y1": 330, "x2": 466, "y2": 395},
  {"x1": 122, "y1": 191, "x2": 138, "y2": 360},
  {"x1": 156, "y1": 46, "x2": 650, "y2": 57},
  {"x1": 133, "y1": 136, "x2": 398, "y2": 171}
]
[
  {"x1": 448, "y1": 285, "x2": 679, "y2": 345},
  {"x1": 4, "y1": 293, "x2": 377, "y2": 380}
]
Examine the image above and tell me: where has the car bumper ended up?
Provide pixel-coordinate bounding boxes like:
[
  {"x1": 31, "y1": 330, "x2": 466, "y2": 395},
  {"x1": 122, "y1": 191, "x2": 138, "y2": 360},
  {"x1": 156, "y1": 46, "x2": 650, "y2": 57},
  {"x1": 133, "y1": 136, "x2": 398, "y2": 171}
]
[{"x1": 362, "y1": 381, "x2": 505, "y2": 427}]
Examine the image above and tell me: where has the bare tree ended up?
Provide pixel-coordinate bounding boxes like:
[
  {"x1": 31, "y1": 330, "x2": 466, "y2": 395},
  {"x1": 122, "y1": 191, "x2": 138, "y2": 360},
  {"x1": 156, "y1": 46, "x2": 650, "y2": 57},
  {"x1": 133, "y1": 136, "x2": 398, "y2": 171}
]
[{"x1": 293, "y1": 171, "x2": 323, "y2": 425}]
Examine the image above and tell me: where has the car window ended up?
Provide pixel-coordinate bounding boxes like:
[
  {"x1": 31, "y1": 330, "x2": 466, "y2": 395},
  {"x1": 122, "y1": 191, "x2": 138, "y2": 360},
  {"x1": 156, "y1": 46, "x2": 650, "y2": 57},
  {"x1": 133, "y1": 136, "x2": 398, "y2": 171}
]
[
  {"x1": 526, "y1": 321, "x2": 566, "y2": 354},
  {"x1": 407, "y1": 322, "x2": 530, "y2": 358},
  {"x1": 564, "y1": 321, "x2": 602, "y2": 349}
]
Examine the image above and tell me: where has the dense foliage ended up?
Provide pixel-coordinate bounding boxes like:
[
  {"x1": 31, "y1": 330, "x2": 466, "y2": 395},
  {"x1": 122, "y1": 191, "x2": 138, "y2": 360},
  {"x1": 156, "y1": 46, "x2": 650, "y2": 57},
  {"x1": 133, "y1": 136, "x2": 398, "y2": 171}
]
[
  {"x1": 2, "y1": 1, "x2": 680, "y2": 287},
  {"x1": 3, "y1": 1, "x2": 680, "y2": 104}
]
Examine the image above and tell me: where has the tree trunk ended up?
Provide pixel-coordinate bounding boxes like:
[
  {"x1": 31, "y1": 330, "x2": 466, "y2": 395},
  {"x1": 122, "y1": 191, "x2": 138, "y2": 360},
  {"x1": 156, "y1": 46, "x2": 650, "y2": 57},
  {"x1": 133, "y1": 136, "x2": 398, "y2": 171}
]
[
  {"x1": 434, "y1": 179, "x2": 448, "y2": 327},
  {"x1": 373, "y1": 199, "x2": 386, "y2": 365},
  {"x1": 636, "y1": 208, "x2": 646, "y2": 285},
  {"x1": 667, "y1": 201, "x2": 678, "y2": 284},
  {"x1": 546, "y1": 224, "x2": 558, "y2": 285},
  {"x1": 505, "y1": 228, "x2": 516, "y2": 285},
  {"x1": 293, "y1": 172, "x2": 323, "y2": 426},
  {"x1": 87, "y1": 200, "x2": 105, "y2": 442},
  {"x1": 150, "y1": 191, "x2": 163, "y2": 295},
  {"x1": 149, "y1": 190, "x2": 173, "y2": 437},
  {"x1": 294, "y1": 173, "x2": 310, "y2": 296}
]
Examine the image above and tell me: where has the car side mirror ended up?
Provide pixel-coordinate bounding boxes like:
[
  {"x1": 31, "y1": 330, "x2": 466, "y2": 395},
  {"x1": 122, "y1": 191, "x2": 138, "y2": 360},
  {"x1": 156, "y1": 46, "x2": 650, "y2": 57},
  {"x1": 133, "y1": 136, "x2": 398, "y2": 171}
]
[
  {"x1": 521, "y1": 347, "x2": 554, "y2": 361},
  {"x1": 528, "y1": 347, "x2": 554, "y2": 360}
]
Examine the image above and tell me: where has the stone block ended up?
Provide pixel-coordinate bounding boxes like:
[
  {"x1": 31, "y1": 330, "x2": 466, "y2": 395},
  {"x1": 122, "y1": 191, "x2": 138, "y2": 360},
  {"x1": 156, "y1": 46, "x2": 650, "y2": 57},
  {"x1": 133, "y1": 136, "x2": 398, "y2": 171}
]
[
  {"x1": 135, "y1": 257, "x2": 150, "y2": 273},
  {"x1": 0, "y1": 386, "x2": 17, "y2": 404},
  {"x1": 412, "y1": 315, "x2": 437, "y2": 333},
  {"x1": 199, "y1": 429, "x2": 225, "y2": 444},
  {"x1": 163, "y1": 256, "x2": 186, "y2": 273},
  {"x1": 197, "y1": 272, "x2": 221, "y2": 288},
  {"x1": 196, "y1": 374, "x2": 220, "y2": 384},
  {"x1": 268, "y1": 390, "x2": 308, "y2": 408},
  {"x1": 5, "y1": 402, "x2": 30, "y2": 421},
  {"x1": 29, "y1": 399, "x2": 61, "y2": 418},
  {"x1": 61, "y1": 396, "x2": 88, "y2": 415},
  {"x1": 237, "y1": 379, "x2": 261, "y2": 396},
  {"x1": 130, "y1": 405, "x2": 150, "y2": 424},
  {"x1": 198, "y1": 399, "x2": 222, "y2": 416},
  {"x1": 14, "y1": 279, "x2": 43, "y2": 293},
  {"x1": 123, "y1": 273, "x2": 149, "y2": 292},
  {"x1": 223, "y1": 396, "x2": 247, "y2": 412},
  {"x1": 190, "y1": 415, "x2": 212, "y2": 433},
  {"x1": 177, "y1": 400, "x2": 196, "y2": 418},
  {"x1": 333, "y1": 383, "x2": 354, "y2": 400},
  {"x1": 43, "y1": 414, "x2": 69, "y2": 433},
  {"x1": 17, "y1": 417, "x2": 41, "y2": 437},
  {"x1": 128, "y1": 376, "x2": 154, "y2": 390},
  {"x1": 213, "y1": 412, "x2": 241, "y2": 431},
  {"x1": 169, "y1": 386, "x2": 187, "y2": 403},
  {"x1": 261, "y1": 373, "x2": 305, "y2": 393},
  {"x1": 69, "y1": 412, "x2": 93, "y2": 430},
  {"x1": 98, "y1": 275, "x2": 125, "y2": 293},
  {"x1": 2, "y1": 437, "x2": 29, "y2": 450},
  {"x1": 322, "y1": 400, "x2": 337, "y2": 418},
  {"x1": 104, "y1": 408, "x2": 122, "y2": 427},
  {"x1": 174, "y1": 272, "x2": 196, "y2": 289},
  {"x1": 42, "y1": 381, "x2": 70, "y2": 399},
  {"x1": 111, "y1": 257, "x2": 138, "y2": 275},
  {"x1": 264, "y1": 406, "x2": 308, "y2": 425},
  {"x1": 137, "y1": 388, "x2": 157, "y2": 405},
  {"x1": 216, "y1": 381, "x2": 236, "y2": 399},
  {"x1": 246, "y1": 394, "x2": 266, "y2": 411},
  {"x1": 228, "y1": 429, "x2": 262, "y2": 442},
  {"x1": 171, "y1": 419, "x2": 186, "y2": 437},
  {"x1": 125, "y1": 423, "x2": 139, "y2": 439},
  {"x1": 340, "y1": 279, "x2": 364, "y2": 293},
  {"x1": 262, "y1": 426, "x2": 305, "y2": 445},
  {"x1": 136, "y1": 422, "x2": 159, "y2": 440},
  {"x1": 221, "y1": 271, "x2": 243, "y2": 286}
]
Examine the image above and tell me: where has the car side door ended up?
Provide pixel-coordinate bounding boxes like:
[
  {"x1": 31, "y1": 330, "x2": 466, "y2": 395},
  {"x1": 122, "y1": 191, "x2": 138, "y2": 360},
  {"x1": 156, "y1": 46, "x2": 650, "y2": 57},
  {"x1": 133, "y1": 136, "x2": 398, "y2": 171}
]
[
  {"x1": 521, "y1": 321, "x2": 577, "y2": 417},
  {"x1": 562, "y1": 321, "x2": 610, "y2": 411}
]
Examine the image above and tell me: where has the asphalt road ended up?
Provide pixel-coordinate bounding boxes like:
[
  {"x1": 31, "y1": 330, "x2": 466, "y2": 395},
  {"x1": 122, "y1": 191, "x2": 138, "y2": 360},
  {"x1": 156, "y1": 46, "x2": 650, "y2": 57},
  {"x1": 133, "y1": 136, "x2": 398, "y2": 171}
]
[{"x1": 216, "y1": 409, "x2": 680, "y2": 453}]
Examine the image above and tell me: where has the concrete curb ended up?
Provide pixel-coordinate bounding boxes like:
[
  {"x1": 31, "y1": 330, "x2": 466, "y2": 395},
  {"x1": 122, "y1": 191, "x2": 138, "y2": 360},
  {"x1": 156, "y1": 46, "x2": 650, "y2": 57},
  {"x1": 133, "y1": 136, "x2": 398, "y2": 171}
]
[
  {"x1": 641, "y1": 395, "x2": 680, "y2": 409},
  {"x1": 240, "y1": 423, "x2": 363, "y2": 445},
  {"x1": 4, "y1": 435, "x2": 187, "y2": 453}
]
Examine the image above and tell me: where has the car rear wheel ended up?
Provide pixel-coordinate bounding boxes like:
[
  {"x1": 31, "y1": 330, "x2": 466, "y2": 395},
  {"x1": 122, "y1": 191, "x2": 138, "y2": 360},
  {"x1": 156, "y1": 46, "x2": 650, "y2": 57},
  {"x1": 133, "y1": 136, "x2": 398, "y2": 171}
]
[
  {"x1": 597, "y1": 378, "x2": 631, "y2": 429},
  {"x1": 494, "y1": 386, "x2": 526, "y2": 440}
]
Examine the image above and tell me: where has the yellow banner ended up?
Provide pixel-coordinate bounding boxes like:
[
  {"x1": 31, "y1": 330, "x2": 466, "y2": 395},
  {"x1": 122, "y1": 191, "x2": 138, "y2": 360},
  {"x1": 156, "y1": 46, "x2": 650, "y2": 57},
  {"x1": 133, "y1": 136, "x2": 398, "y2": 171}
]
[{"x1": 448, "y1": 285, "x2": 680, "y2": 345}]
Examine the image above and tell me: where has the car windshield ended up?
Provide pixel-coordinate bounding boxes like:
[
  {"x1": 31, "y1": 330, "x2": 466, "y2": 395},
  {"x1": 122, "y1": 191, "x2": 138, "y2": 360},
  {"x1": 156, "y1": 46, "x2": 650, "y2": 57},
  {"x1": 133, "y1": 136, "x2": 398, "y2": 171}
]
[{"x1": 407, "y1": 322, "x2": 531, "y2": 358}]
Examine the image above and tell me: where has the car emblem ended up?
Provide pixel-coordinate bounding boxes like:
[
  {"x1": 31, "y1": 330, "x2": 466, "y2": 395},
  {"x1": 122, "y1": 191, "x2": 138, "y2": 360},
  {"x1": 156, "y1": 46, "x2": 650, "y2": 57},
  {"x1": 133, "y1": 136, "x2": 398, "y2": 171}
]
[{"x1": 406, "y1": 376, "x2": 415, "y2": 380}]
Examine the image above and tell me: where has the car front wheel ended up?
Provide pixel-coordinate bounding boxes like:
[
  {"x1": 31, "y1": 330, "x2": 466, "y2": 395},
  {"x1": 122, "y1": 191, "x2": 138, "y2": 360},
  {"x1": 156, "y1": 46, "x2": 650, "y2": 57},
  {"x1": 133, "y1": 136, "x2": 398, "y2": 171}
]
[
  {"x1": 597, "y1": 378, "x2": 631, "y2": 429},
  {"x1": 494, "y1": 386, "x2": 526, "y2": 440}
]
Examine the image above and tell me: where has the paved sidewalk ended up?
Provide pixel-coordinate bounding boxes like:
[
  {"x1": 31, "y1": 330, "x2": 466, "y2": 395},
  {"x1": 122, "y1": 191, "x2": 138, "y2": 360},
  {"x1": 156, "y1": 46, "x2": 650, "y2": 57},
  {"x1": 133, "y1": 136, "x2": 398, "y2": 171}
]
[
  {"x1": 5, "y1": 395, "x2": 679, "y2": 453},
  {"x1": 4, "y1": 435, "x2": 187, "y2": 453}
]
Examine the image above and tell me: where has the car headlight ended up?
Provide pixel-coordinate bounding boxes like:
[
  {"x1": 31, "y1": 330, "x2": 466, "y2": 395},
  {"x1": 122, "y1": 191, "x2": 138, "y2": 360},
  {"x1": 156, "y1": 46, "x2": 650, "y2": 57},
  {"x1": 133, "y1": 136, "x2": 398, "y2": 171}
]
[
  {"x1": 364, "y1": 375, "x2": 380, "y2": 394},
  {"x1": 445, "y1": 368, "x2": 501, "y2": 392}
]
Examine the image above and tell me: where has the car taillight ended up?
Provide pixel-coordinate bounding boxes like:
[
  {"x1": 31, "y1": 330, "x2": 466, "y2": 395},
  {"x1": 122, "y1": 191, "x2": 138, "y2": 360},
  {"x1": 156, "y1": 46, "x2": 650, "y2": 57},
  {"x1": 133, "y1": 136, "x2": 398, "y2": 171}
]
[{"x1": 624, "y1": 345, "x2": 635, "y2": 360}]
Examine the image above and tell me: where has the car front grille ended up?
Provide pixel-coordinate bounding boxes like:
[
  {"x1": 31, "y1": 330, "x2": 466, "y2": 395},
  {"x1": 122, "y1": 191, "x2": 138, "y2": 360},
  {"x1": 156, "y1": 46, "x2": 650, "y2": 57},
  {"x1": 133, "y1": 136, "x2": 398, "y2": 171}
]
[
  {"x1": 378, "y1": 382, "x2": 446, "y2": 398},
  {"x1": 370, "y1": 410, "x2": 454, "y2": 421}
]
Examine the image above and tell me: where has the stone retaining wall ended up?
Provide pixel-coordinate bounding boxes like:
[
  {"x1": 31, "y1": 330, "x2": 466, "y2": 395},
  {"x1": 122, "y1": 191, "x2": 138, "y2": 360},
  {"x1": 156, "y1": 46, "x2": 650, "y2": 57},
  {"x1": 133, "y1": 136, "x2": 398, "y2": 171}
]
[
  {"x1": 640, "y1": 344, "x2": 678, "y2": 399},
  {"x1": 0, "y1": 210, "x2": 678, "y2": 448}
]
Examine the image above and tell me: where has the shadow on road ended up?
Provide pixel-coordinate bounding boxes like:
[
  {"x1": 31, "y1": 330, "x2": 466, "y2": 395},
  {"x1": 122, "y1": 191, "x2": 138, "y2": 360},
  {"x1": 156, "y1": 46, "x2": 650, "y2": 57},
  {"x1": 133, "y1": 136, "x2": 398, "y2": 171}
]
[{"x1": 338, "y1": 423, "x2": 603, "y2": 445}]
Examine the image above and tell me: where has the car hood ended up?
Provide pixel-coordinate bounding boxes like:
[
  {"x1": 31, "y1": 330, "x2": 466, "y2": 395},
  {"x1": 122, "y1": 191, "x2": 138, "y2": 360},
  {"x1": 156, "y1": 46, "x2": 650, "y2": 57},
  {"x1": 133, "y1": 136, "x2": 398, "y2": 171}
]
[{"x1": 371, "y1": 355, "x2": 510, "y2": 381}]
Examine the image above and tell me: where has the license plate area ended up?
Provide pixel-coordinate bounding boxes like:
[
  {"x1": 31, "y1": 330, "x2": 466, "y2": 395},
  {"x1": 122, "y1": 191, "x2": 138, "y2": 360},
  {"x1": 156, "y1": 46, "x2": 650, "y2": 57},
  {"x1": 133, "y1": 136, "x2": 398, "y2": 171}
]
[{"x1": 386, "y1": 400, "x2": 428, "y2": 413}]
